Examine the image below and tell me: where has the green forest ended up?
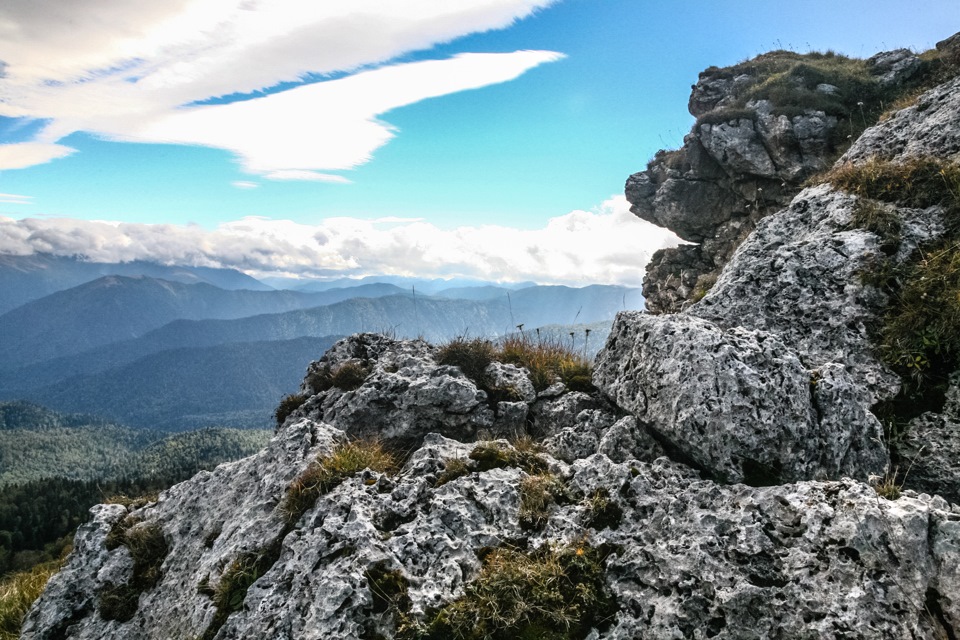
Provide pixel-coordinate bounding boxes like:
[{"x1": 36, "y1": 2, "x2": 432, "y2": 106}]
[{"x1": 0, "y1": 401, "x2": 270, "y2": 576}]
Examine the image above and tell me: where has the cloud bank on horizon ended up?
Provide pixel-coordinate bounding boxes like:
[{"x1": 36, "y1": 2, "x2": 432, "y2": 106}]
[
  {"x1": 0, "y1": 196, "x2": 679, "y2": 286},
  {"x1": 0, "y1": 0, "x2": 562, "y2": 179}
]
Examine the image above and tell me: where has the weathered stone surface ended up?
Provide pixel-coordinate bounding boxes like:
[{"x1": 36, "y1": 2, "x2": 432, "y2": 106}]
[
  {"x1": 593, "y1": 312, "x2": 888, "y2": 484},
  {"x1": 23, "y1": 417, "x2": 331, "y2": 639},
  {"x1": 899, "y1": 412, "x2": 960, "y2": 506},
  {"x1": 897, "y1": 372, "x2": 960, "y2": 505},
  {"x1": 25, "y1": 424, "x2": 960, "y2": 639},
  {"x1": 842, "y1": 75, "x2": 960, "y2": 163},
  {"x1": 867, "y1": 48, "x2": 924, "y2": 87},
  {"x1": 691, "y1": 185, "x2": 901, "y2": 400},
  {"x1": 632, "y1": 61, "x2": 853, "y2": 313},
  {"x1": 292, "y1": 334, "x2": 535, "y2": 447}
]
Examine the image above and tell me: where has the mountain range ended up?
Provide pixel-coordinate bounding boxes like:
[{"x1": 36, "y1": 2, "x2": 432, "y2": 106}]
[{"x1": 0, "y1": 256, "x2": 643, "y2": 430}]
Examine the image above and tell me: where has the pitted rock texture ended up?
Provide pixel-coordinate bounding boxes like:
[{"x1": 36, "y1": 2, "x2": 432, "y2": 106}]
[
  {"x1": 594, "y1": 312, "x2": 887, "y2": 485},
  {"x1": 291, "y1": 334, "x2": 536, "y2": 448},
  {"x1": 841, "y1": 75, "x2": 960, "y2": 163},
  {"x1": 897, "y1": 372, "x2": 960, "y2": 505},
  {"x1": 24, "y1": 420, "x2": 960, "y2": 639},
  {"x1": 286, "y1": 333, "x2": 634, "y2": 461},
  {"x1": 690, "y1": 184, "x2": 905, "y2": 400}
]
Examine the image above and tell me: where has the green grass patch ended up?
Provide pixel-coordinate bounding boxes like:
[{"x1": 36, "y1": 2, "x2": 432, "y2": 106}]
[
  {"x1": 281, "y1": 439, "x2": 399, "y2": 526},
  {"x1": 0, "y1": 559, "x2": 62, "y2": 640},
  {"x1": 99, "y1": 518, "x2": 168, "y2": 622},
  {"x1": 274, "y1": 393, "x2": 308, "y2": 428},
  {"x1": 828, "y1": 156, "x2": 960, "y2": 437},
  {"x1": 411, "y1": 542, "x2": 618, "y2": 640},
  {"x1": 307, "y1": 362, "x2": 371, "y2": 394}
]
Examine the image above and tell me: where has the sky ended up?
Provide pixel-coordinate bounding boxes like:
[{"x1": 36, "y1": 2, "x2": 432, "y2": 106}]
[{"x1": 0, "y1": 0, "x2": 957, "y2": 286}]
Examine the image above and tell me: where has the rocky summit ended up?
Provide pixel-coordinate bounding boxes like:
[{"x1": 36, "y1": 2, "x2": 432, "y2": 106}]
[{"x1": 22, "y1": 37, "x2": 960, "y2": 640}]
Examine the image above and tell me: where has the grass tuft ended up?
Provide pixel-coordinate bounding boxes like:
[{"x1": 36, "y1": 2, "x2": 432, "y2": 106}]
[
  {"x1": 415, "y1": 541, "x2": 618, "y2": 640},
  {"x1": 436, "y1": 338, "x2": 497, "y2": 386},
  {"x1": 99, "y1": 518, "x2": 168, "y2": 622},
  {"x1": 824, "y1": 157, "x2": 960, "y2": 211},
  {"x1": 274, "y1": 393, "x2": 308, "y2": 428},
  {"x1": 307, "y1": 362, "x2": 371, "y2": 394},
  {"x1": 497, "y1": 336, "x2": 594, "y2": 393},
  {"x1": 518, "y1": 474, "x2": 568, "y2": 531},
  {"x1": 0, "y1": 559, "x2": 62, "y2": 640},
  {"x1": 281, "y1": 440, "x2": 399, "y2": 526}
]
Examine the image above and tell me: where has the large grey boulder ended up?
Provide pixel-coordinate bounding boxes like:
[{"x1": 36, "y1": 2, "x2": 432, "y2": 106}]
[
  {"x1": 691, "y1": 184, "x2": 901, "y2": 400},
  {"x1": 594, "y1": 312, "x2": 887, "y2": 484}
]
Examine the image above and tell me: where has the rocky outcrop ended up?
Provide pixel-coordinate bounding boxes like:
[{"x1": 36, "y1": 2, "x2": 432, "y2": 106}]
[
  {"x1": 632, "y1": 48, "x2": 931, "y2": 314},
  {"x1": 23, "y1": 416, "x2": 960, "y2": 639},
  {"x1": 595, "y1": 312, "x2": 887, "y2": 484},
  {"x1": 23, "y1": 36, "x2": 960, "y2": 640}
]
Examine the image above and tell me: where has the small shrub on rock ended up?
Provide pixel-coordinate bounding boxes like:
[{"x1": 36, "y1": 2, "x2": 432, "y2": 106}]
[
  {"x1": 274, "y1": 393, "x2": 308, "y2": 428},
  {"x1": 418, "y1": 542, "x2": 617, "y2": 640},
  {"x1": 281, "y1": 440, "x2": 399, "y2": 526}
]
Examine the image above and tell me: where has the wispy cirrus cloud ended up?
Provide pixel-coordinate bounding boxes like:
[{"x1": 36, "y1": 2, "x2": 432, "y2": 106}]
[
  {"x1": 0, "y1": 196, "x2": 679, "y2": 286},
  {"x1": 0, "y1": 0, "x2": 562, "y2": 179},
  {"x1": 0, "y1": 142, "x2": 75, "y2": 170},
  {"x1": 0, "y1": 192, "x2": 33, "y2": 204}
]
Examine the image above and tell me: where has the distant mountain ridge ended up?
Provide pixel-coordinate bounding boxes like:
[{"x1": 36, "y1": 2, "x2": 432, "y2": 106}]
[
  {"x1": 0, "y1": 276, "x2": 403, "y2": 368},
  {"x1": 0, "y1": 263, "x2": 642, "y2": 430},
  {"x1": 0, "y1": 253, "x2": 271, "y2": 315}
]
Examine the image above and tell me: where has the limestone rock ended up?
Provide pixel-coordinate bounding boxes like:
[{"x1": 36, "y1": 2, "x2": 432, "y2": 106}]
[
  {"x1": 897, "y1": 372, "x2": 960, "y2": 505},
  {"x1": 690, "y1": 184, "x2": 901, "y2": 399},
  {"x1": 841, "y1": 75, "x2": 960, "y2": 163},
  {"x1": 593, "y1": 312, "x2": 888, "y2": 484},
  {"x1": 867, "y1": 48, "x2": 924, "y2": 87},
  {"x1": 24, "y1": 425, "x2": 960, "y2": 639}
]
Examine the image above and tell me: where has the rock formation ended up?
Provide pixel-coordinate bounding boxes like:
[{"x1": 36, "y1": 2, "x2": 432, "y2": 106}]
[
  {"x1": 628, "y1": 44, "x2": 941, "y2": 314},
  {"x1": 22, "y1": 35, "x2": 960, "y2": 640}
]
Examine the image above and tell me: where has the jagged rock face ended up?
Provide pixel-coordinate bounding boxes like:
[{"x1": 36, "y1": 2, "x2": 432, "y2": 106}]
[
  {"x1": 287, "y1": 334, "x2": 630, "y2": 452},
  {"x1": 23, "y1": 418, "x2": 960, "y2": 639},
  {"x1": 898, "y1": 372, "x2": 960, "y2": 504},
  {"x1": 594, "y1": 312, "x2": 887, "y2": 484},
  {"x1": 593, "y1": 182, "x2": 959, "y2": 486},
  {"x1": 634, "y1": 48, "x2": 927, "y2": 314},
  {"x1": 841, "y1": 75, "x2": 960, "y2": 163},
  {"x1": 691, "y1": 184, "x2": 907, "y2": 399}
]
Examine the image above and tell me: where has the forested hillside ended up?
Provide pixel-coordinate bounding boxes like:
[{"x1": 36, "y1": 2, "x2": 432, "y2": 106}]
[{"x1": 0, "y1": 402, "x2": 270, "y2": 576}]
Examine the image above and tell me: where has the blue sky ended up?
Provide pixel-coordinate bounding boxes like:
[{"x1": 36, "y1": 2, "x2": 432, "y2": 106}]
[{"x1": 0, "y1": 0, "x2": 957, "y2": 284}]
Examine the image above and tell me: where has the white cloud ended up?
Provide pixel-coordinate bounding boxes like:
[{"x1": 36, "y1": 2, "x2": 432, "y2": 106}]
[
  {"x1": 231, "y1": 181, "x2": 259, "y2": 189},
  {"x1": 0, "y1": 192, "x2": 33, "y2": 204},
  {"x1": 0, "y1": 0, "x2": 562, "y2": 177},
  {"x1": 263, "y1": 171, "x2": 351, "y2": 183},
  {"x1": 0, "y1": 142, "x2": 76, "y2": 169},
  {"x1": 0, "y1": 196, "x2": 680, "y2": 286}
]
